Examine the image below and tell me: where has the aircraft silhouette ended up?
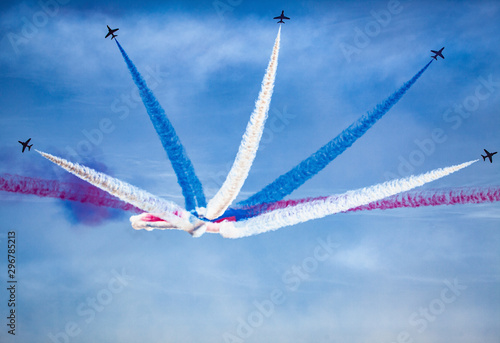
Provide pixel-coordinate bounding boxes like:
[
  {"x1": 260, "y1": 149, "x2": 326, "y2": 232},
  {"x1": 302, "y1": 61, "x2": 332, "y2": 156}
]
[
  {"x1": 273, "y1": 10, "x2": 290, "y2": 24},
  {"x1": 105, "y1": 25, "x2": 119, "y2": 40},
  {"x1": 431, "y1": 47, "x2": 445, "y2": 60},
  {"x1": 18, "y1": 138, "x2": 32, "y2": 153},
  {"x1": 481, "y1": 149, "x2": 497, "y2": 163}
]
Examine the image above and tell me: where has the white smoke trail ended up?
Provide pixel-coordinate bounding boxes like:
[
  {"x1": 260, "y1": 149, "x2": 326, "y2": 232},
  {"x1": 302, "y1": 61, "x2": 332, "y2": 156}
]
[
  {"x1": 37, "y1": 150, "x2": 206, "y2": 235},
  {"x1": 130, "y1": 212, "x2": 219, "y2": 237},
  {"x1": 219, "y1": 160, "x2": 478, "y2": 238},
  {"x1": 204, "y1": 27, "x2": 281, "y2": 220}
]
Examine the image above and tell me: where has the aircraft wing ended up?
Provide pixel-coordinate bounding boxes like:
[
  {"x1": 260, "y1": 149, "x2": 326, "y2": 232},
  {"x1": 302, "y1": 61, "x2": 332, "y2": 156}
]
[
  {"x1": 283, "y1": 16, "x2": 290, "y2": 19},
  {"x1": 105, "y1": 32, "x2": 111, "y2": 38},
  {"x1": 273, "y1": 16, "x2": 281, "y2": 19},
  {"x1": 484, "y1": 149, "x2": 490, "y2": 155}
]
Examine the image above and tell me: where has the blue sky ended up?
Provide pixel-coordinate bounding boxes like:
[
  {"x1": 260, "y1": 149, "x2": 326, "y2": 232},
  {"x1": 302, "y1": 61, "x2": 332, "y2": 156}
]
[{"x1": 1, "y1": 0, "x2": 499, "y2": 342}]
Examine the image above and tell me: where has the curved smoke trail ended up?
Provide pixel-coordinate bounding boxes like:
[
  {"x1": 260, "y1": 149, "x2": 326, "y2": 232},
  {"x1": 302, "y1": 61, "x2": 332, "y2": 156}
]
[
  {"x1": 240, "y1": 60, "x2": 433, "y2": 207},
  {"x1": 204, "y1": 27, "x2": 281, "y2": 220},
  {"x1": 36, "y1": 150, "x2": 205, "y2": 234},
  {"x1": 220, "y1": 159, "x2": 476, "y2": 238},
  {"x1": 0, "y1": 173, "x2": 142, "y2": 213},
  {"x1": 115, "y1": 40, "x2": 206, "y2": 211}
]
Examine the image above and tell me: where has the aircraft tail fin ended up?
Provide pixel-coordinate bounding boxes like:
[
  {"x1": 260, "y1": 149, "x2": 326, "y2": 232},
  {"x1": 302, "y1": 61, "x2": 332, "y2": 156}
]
[{"x1": 28, "y1": 145, "x2": 32, "y2": 151}]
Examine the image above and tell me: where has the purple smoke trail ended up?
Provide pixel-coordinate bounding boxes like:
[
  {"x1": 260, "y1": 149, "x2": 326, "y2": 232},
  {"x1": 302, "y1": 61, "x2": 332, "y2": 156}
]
[
  {"x1": 0, "y1": 173, "x2": 142, "y2": 213},
  {"x1": 240, "y1": 61, "x2": 433, "y2": 207},
  {"x1": 115, "y1": 39, "x2": 206, "y2": 211}
]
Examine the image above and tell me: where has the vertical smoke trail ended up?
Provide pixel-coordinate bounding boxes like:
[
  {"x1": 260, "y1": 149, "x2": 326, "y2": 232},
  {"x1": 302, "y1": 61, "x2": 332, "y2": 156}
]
[
  {"x1": 36, "y1": 150, "x2": 204, "y2": 233},
  {"x1": 240, "y1": 61, "x2": 433, "y2": 207},
  {"x1": 0, "y1": 174, "x2": 142, "y2": 213},
  {"x1": 220, "y1": 160, "x2": 476, "y2": 238},
  {"x1": 115, "y1": 40, "x2": 206, "y2": 211},
  {"x1": 204, "y1": 27, "x2": 281, "y2": 220}
]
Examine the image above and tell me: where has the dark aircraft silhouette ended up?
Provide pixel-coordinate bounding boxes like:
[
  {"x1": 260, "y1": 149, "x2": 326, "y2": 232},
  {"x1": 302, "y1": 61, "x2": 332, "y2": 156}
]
[
  {"x1": 18, "y1": 138, "x2": 32, "y2": 153},
  {"x1": 431, "y1": 47, "x2": 445, "y2": 60},
  {"x1": 482, "y1": 149, "x2": 497, "y2": 163},
  {"x1": 105, "y1": 25, "x2": 119, "y2": 40},
  {"x1": 274, "y1": 10, "x2": 290, "y2": 23}
]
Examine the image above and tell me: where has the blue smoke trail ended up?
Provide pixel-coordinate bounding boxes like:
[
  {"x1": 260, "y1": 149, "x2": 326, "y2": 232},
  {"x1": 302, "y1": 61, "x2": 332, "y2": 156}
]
[
  {"x1": 239, "y1": 61, "x2": 433, "y2": 207},
  {"x1": 115, "y1": 40, "x2": 206, "y2": 211}
]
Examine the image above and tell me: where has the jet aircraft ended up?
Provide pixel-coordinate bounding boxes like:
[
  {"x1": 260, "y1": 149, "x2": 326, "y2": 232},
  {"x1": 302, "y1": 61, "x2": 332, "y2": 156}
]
[
  {"x1": 18, "y1": 138, "x2": 32, "y2": 153},
  {"x1": 274, "y1": 10, "x2": 290, "y2": 23},
  {"x1": 105, "y1": 25, "x2": 119, "y2": 40},
  {"x1": 482, "y1": 149, "x2": 497, "y2": 163},
  {"x1": 431, "y1": 47, "x2": 445, "y2": 60}
]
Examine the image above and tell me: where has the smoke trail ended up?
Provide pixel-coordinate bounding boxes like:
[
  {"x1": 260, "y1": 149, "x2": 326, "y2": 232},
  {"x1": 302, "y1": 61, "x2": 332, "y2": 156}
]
[
  {"x1": 130, "y1": 212, "x2": 220, "y2": 235},
  {"x1": 115, "y1": 40, "x2": 206, "y2": 211},
  {"x1": 224, "y1": 186, "x2": 500, "y2": 221},
  {"x1": 129, "y1": 185, "x2": 498, "y2": 234},
  {"x1": 204, "y1": 27, "x2": 281, "y2": 220},
  {"x1": 220, "y1": 160, "x2": 476, "y2": 238},
  {"x1": 240, "y1": 61, "x2": 433, "y2": 207},
  {"x1": 349, "y1": 186, "x2": 500, "y2": 212},
  {"x1": 0, "y1": 174, "x2": 142, "y2": 213},
  {"x1": 36, "y1": 150, "x2": 206, "y2": 234}
]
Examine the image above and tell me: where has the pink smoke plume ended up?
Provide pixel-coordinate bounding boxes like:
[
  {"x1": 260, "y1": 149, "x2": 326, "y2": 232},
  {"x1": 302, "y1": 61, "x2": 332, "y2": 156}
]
[{"x1": 0, "y1": 174, "x2": 142, "y2": 213}]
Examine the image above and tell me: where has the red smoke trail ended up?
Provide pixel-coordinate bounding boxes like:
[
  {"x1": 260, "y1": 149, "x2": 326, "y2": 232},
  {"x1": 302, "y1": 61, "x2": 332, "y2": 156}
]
[
  {"x1": 0, "y1": 174, "x2": 142, "y2": 213},
  {"x1": 232, "y1": 187, "x2": 500, "y2": 220},
  {"x1": 349, "y1": 187, "x2": 500, "y2": 212}
]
